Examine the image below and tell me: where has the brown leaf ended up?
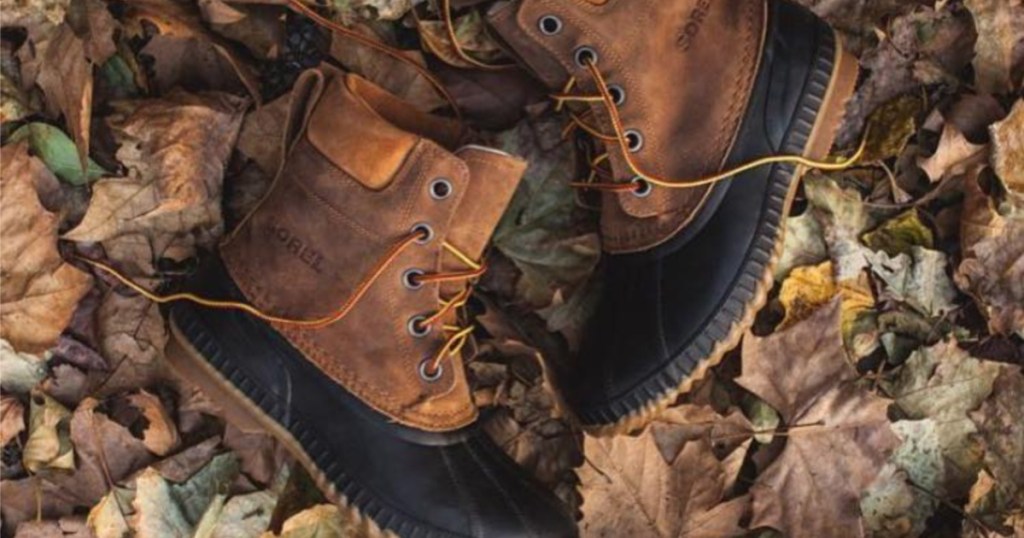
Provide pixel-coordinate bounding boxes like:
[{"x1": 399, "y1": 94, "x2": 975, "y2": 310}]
[
  {"x1": 35, "y1": 24, "x2": 93, "y2": 172},
  {"x1": 121, "y1": 0, "x2": 261, "y2": 102},
  {"x1": 650, "y1": 404, "x2": 752, "y2": 464},
  {"x1": 329, "y1": 27, "x2": 447, "y2": 112},
  {"x1": 0, "y1": 143, "x2": 93, "y2": 353},
  {"x1": 736, "y1": 299, "x2": 899, "y2": 538},
  {"x1": 966, "y1": 366, "x2": 1024, "y2": 522},
  {"x1": 127, "y1": 389, "x2": 180, "y2": 456},
  {"x1": 955, "y1": 170, "x2": 1024, "y2": 338},
  {"x1": 1, "y1": 394, "x2": 26, "y2": 447},
  {"x1": 236, "y1": 89, "x2": 291, "y2": 175},
  {"x1": 990, "y1": 98, "x2": 1024, "y2": 195},
  {"x1": 65, "y1": 90, "x2": 247, "y2": 244},
  {"x1": 965, "y1": 0, "x2": 1024, "y2": 94},
  {"x1": 579, "y1": 433, "x2": 749, "y2": 537},
  {"x1": 92, "y1": 290, "x2": 170, "y2": 395},
  {"x1": 917, "y1": 123, "x2": 989, "y2": 182}
]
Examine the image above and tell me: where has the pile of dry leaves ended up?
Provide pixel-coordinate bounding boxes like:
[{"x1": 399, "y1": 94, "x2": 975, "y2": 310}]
[{"x1": 0, "y1": 0, "x2": 1022, "y2": 536}]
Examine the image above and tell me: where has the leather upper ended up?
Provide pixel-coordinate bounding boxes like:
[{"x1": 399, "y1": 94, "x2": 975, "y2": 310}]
[
  {"x1": 488, "y1": 0, "x2": 768, "y2": 253},
  {"x1": 220, "y1": 66, "x2": 525, "y2": 431}
]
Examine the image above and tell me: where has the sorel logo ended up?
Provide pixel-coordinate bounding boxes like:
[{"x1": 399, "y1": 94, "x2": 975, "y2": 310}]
[
  {"x1": 677, "y1": 0, "x2": 712, "y2": 52},
  {"x1": 269, "y1": 223, "x2": 326, "y2": 274}
]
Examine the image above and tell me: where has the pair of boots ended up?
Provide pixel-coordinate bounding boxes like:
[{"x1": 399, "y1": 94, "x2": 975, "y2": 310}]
[{"x1": 164, "y1": 1, "x2": 858, "y2": 535}]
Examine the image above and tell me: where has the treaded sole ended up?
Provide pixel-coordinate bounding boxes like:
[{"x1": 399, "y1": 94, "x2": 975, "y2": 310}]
[
  {"x1": 165, "y1": 322, "x2": 402, "y2": 538},
  {"x1": 583, "y1": 30, "x2": 860, "y2": 437}
]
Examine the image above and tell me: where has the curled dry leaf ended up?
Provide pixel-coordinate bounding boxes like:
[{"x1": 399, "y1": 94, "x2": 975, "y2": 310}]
[
  {"x1": 65, "y1": 90, "x2": 247, "y2": 244},
  {"x1": 35, "y1": 22, "x2": 93, "y2": 173},
  {"x1": 261, "y1": 504, "x2": 353, "y2": 538},
  {"x1": 0, "y1": 395, "x2": 26, "y2": 447},
  {"x1": 0, "y1": 143, "x2": 93, "y2": 354},
  {"x1": 127, "y1": 389, "x2": 181, "y2": 456},
  {"x1": 964, "y1": 0, "x2": 1024, "y2": 95},
  {"x1": 955, "y1": 170, "x2": 1024, "y2": 338},
  {"x1": 989, "y1": 98, "x2": 1024, "y2": 195},
  {"x1": 736, "y1": 299, "x2": 899, "y2": 538},
  {"x1": 22, "y1": 390, "x2": 75, "y2": 474}
]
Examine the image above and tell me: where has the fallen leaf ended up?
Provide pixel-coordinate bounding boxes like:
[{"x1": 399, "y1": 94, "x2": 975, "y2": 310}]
[
  {"x1": 493, "y1": 116, "x2": 600, "y2": 319},
  {"x1": 92, "y1": 291, "x2": 170, "y2": 395},
  {"x1": 121, "y1": 0, "x2": 261, "y2": 102},
  {"x1": 990, "y1": 98, "x2": 1024, "y2": 195},
  {"x1": 0, "y1": 338, "x2": 49, "y2": 394},
  {"x1": 86, "y1": 487, "x2": 134, "y2": 538},
  {"x1": 956, "y1": 170, "x2": 1024, "y2": 338},
  {"x1": 194, "y1": 490, "x2": 277, "y2": 538},
  {"x1": 263, "y1": 504, "x2": 352, "y2": 538},
  {"x1": 332, "y1": 0, "x2": 414, "y2": 23},
  {"x1": 418, "y1": 10, "x2": 505, "y2": 68},
  {"x1": 885, "y1": 339, "x2": 1000, "y2": 494},
  {"x1": 861, "y1": 210, "x2": 934, "y2": 257},
  {"x1": 236, "y1": 89, "x2": 291, "y2": 176},
  {"x1": 774, "y1": 211, "x2": 828, "y2": 281},
  {"x1": 1, "y1": 395, "x2": 27, "y2": 447},
  {"x1": 578, "y1": 433, "x2": 749, "y2": 538},
  {"x1": 964, "y1": 0, "x2": 1024, "y2": 94},
  {"x1": 127, "y1": 389, "x2": 180, "y2": 456},
  {"x1": 170, "y1": 453, "x2": 241, "y2": 524},
  {"x1": 736, "y1": 299, "x2": 899, "y2": 538},
  {"x1": 1, "y1": 143, "x2": 93, "y2": 353},
  {"x1": 65, "y1": 90, "x2": 247, "y2": 244},
  {"x1": 860, "y1": 94, "x2": 926, "y2": 162},
  {"x1": 153, "y1": 436, "x2": 220, "y2": 483},
  {"x1": 22, "y1": 390, "x2": 75, "y2": 473},
  {"x1": 917, "y1": 123, "x2": 989, "y2": 182},
  {"x1": 8, "y1": 123, "x2": 109, "y2": 185},
  {"x1": 803, "y1": 172, "x2": 879, "y2": 280},
  {"x1": 969, "y1": 366, "x2": 1024, "y2": 522},
  {"x1": 867, "y1": 247, "x2": 958, "y2": 317},
  {"x1": 329, "y1": 27, "x2": 447, "y2": 112},
  {"x1": 132, "y1": 467, "x2": 193, "y2": 536}
]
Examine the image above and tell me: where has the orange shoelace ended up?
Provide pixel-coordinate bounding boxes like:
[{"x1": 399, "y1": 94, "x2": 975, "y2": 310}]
[
  {"x1": 78, "y1": 228, "x2": 484, "y2": 378},
  {"x1": 434, "y1": 7, "x2": 867, "y2": 193}
]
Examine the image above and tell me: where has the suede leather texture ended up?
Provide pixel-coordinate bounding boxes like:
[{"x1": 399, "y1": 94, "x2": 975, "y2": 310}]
[
  {"x1": 489, "y1": 0, "x2": 766, "y2": 253},
  {"x1": 220, "y1": 67, "x2": 525, "y2": 432}
]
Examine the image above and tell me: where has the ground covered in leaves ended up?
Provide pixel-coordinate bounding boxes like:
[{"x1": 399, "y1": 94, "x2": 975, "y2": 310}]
[{"x1": 0, "y1": 0, "x2": 1022, "y2": 536}]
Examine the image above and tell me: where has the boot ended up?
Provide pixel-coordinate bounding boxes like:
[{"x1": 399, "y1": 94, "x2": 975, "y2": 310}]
[
  {"x1": 164, "y1": 66, "x2": 577, "y2": 537},
  {"x1": 488, "y1": 0, "x2": 860, "y2": 434}
]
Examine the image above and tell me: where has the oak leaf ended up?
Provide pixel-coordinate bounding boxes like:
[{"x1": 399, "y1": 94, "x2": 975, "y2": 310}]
[
  {"x1": 0, "y1": 143, "x2": 93, "y2": 353},
  {"x1": 917, "y1": 123, "x2": 989, "y2": 182},
  {"x1": 736, "y1": 299, "x2": 899, "y2": 538},
  {"x1": 64, "y1": 90, "x2": 247, "y2": 244},
  {"x1": 955, "y1": 170, "x2": 1024, "y2": 338}
]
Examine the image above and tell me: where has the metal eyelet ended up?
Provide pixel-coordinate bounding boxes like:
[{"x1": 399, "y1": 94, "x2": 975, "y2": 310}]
[
  {"x1": 429, "y1": 178, "x2": 453, "y2": 200},
  {"x1": 418, "y1": 359, "x2": 444, "y2": 383},
  {"x1": 624, "y1": 129, "x2": 644, "y2": 152},
  {"x1": 402, "y1": 269, "x2": 425, "y2": 290},
  {"x1": 608, "y1": 84, "x2": 626, "y2": 106},
  {"x1": 407, "y1": 315, "x2": 431, "y2": 338},
  {"x1": 410, "y1": 222, "x2": 434, "y2": 244},
  {"x1": 630, "y1": 176, "x2": 652, "y2": 198},
  {"x1": 538, "y1": 15, "x2": 562, "y2": 35},
  {"x1": 574, "y1": 46, "x2": 598, "y2": 68}
]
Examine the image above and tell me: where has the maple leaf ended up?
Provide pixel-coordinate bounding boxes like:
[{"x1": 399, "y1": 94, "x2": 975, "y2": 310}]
[
  {"x1": 736, "y1": 299, "x2": 900, "y2": 538},
  {"x1": 64, "y1": 90, "x2": 247, "y2": 245},
  {"x1": 0, "y1": 143, "x2": 92, "y2": 353},
  {"x1": 579, "y1": 432, "x2": 749, "y2": 538}
]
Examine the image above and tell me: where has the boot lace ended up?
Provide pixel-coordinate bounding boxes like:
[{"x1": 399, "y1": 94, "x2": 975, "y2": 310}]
[
  {"x1": 79, "y1": 226, "x2": 484, "y2": 381},
  {"x1": 434, "y1": 10, "x2": 868, "y2": 194}
]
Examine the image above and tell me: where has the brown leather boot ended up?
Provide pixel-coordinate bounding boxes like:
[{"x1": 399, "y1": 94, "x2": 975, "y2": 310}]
[
  {"x1": 488, "y1": 0, "x2": 860, "y2": 434},
  {"x1": 164, "y1": 66, "x2": 576, "y2": 537}
]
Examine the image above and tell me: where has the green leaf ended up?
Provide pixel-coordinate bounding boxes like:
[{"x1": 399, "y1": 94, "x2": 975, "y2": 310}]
[{"x1": 9, "y1": 123, "x2": 107, "y2": 185}]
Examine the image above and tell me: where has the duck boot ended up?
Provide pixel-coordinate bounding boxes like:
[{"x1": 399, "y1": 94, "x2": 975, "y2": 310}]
[
  {"x1": 488, "y1": 0, "x2": 859, "y2": 434},
  {"x1": 163, "y1": 66, "x2": 577, "y2": 537}
]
